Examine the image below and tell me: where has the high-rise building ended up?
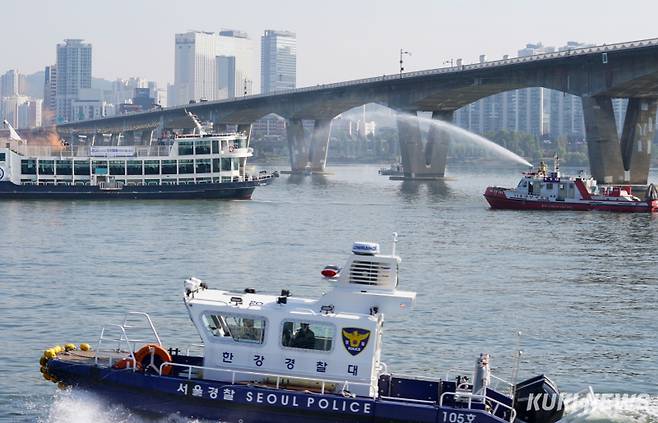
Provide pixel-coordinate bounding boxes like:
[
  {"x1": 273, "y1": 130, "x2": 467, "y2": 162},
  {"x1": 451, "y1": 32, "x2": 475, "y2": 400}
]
[
  {"x1": 260, "y1": 30, "x2": 296, "y2": 94},
  {"x1": 55, "y1": 39, "x2": 92, "y2": 123},
  {"x1": 1, "y1": 95, "x2": 29, "y2": 127},
  {"x1": 17, "y1": 99, "x2": 43, "y2": 129},
  {"x1": 174, "y1": 30, "x2": 256, "y2": 105},
  {"x1": 1, "y1": 69, "x2": 20, "y2": 98},
  {"x1": 43, "y1": 65, "x2": 57, "y2": 126}
]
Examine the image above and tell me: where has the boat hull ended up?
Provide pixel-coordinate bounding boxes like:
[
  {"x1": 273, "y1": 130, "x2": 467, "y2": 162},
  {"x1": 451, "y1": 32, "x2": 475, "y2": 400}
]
[
  {"x1": 0, "y1": 180, "x2": 256, "y2": 200},
  {"x1": 484, "y1": 187, "x2": 658, "y2": 213},
  {"x1": 47, "y1": 360, "x2": 508, "y2": 423}
]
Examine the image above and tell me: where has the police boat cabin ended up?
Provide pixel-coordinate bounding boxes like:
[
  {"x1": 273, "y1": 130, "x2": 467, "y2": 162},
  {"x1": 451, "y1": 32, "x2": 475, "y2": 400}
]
[
  {"x1": 0, "y1": 115, "x2": 273, "y2": 199},
  {"x1": 41, "y1": 238, "x2": 564, "y2": 423}
]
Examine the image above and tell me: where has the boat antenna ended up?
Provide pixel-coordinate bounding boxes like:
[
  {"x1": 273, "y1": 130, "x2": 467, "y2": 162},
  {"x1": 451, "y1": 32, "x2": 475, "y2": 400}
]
[
  {"x1": 510, "y1": 331, "x2": 523, "y2": 404},
  {"x1": 184, "y1": 109, "x2": 206, "y2": 136},
  {"x1": 391, "y1": 232, "x2": 399, "y2": 256}
]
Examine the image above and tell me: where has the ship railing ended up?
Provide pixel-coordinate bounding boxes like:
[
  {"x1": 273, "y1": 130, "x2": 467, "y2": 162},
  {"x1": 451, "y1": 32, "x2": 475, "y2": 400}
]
[
  {"x1": 159, "y1": 362, "x2": 373, "y2": 396},
  {"x1": 443, "y1": 369, "x2": 515, "y2": 396},
  {"x1": 440, "y1": 391, "x2": 517, "y2": 423},
  {"x1": 93, "y1": 312, "x2": 163, "y2": 368}
]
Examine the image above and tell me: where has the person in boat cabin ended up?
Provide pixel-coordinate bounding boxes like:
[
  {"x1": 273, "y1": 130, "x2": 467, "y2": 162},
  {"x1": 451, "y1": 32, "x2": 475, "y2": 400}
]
[
  {"x1": 239, "y1": 319, "x2": 259, "y2": 341},
  {"x1": 291, "y1": 322, "x2": 315, "y2": 349}
]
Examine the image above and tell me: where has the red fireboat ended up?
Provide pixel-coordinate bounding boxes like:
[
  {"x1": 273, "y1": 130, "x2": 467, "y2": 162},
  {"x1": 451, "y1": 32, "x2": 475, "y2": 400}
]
[{"x1": 484, "y1": 159, "x2": 658, "y2": 213}]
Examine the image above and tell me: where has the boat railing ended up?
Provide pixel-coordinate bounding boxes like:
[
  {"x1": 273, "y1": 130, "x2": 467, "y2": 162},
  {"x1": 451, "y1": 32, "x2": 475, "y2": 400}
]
[
  {"x1": 93, "y1": 312, "x2": 163, "y2": 367},
  {"x1": 159, "y1": 361, "x2": 372, "y2": 396},
  {"x1": 443, "y1": 369, "x2": 515, "y2": 396},
  {"x1": 439, "y1": 391, "x2": 517, "y2": 423}
]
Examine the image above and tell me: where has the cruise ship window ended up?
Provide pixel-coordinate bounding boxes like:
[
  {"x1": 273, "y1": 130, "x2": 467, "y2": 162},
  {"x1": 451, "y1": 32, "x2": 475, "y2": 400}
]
[
  {"x1": 221, "y1": 158, "x2": 231, "y2": 171},
  {"x1": 127, "y1": 161, "x2": 142, "y2": 175},
  {"x1": 195, "y1": 159, "x2": 211, "y2": 174},
  {"x1": 179, "y1": 159, "x2": 194, "y2": 174},
  {"x1": 281, "y1": 321, "x2": 334, "y2": 351},
  {"x1": 39, "y1": 160, "x2": 55, "y2": 175},
  {"x1": 202, "y1": 313, "x2": 266, "y2": 344},
  {"x1": 178, "y1": 141, "x2": 193, "y2": 155},
  {"x1": 0, "y1": 153, "x2": 5, "y2": 162},
  {"x1": 74, "y1": 160, "x2": 90, "y2": 176},
  {"x1": 211, "y1": 140, "x2": 220, "y2": 154},
  {"x1": 21, "y1": 159, "x2": 37, "y2": 175},
  {"x1": 144, "y1": 160, "x2": 160, "y2": 175},
  {"x1": 195, "y1": 140, "x2": 211, "y2": 155},
  {"x1": 109, "y1": 161, "x2": 126, "y2": 176},
  {"x1": 56, "y1": 160, "x2": 73, "y2": 175},
  {"x1": 162, "y1": 160, "x2": 177, "y2": 175}
]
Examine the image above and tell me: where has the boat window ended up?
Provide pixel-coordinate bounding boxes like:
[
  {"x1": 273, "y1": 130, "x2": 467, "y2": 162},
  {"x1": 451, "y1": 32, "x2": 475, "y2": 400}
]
[
  {"x1": 195, "y1": 140, "x2": 211, "y2": 155},
  {"x1": 55, "y1": 160, "x2": 73, "y2": 175},
  {"x1": 178, "y1": 141, "x2": 193, "y2": 155},
  {"x1": 221, "y1": 158, "x2": 232, "y2": 171},
  {"x1": 179, "y1": 159, "x2": 194, "y2": 174},
  {"x1": 162, "y1": 160, "x2": 177, "y2": 174},
  {"x1": 109, "y1": 160, "x2": 126, "y2": 176},
  {"x1": 144, "y1": 160, "x2": 160, "y2": 175},
  {"x1": 74, "y1": 160, "x2": 90, "y2": 176},
  {"x1": 211, "y1": 140, "x2": 220, "y2": 154},
  {"x1": 196, "y1": 159, "x2": 211, "y2": 173},
  {"x1": 0, "y1": 153, "x2": 5, "y2": 161},
  {"x1": 281, "y1": 321, "x2": 334, "y2": 351},
  {"x1": 212, "y1": 158, "x2": 220, "y2": 172},
  {"x1": 127, "y1": 161, "x2": 142, "y2": 175},
  {"x1": 21, "y1": 159, "x2": 37, "y2": 175},
  {"x1": 92, "y1": 160, "x2": 108, "y2": 175},
  {"x1": 546, "y1": 183, "x2": 553, "y2": 190},
  {"x1": 202, "y1": 313, "x2": 266, "y2": 344},
  {"x1": 39, "y1": 160, "x2": 55, "y2": 175}
]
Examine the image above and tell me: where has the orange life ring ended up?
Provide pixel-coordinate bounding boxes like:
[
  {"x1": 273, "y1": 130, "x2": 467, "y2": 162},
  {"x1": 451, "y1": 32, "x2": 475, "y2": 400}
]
[{"x1": 134, "y1": 344, "x2": 173, "y2": 376}]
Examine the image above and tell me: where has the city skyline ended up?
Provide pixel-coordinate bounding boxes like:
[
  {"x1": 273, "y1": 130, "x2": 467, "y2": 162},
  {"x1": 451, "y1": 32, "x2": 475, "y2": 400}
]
[{"x1": 2, "y1": 0, "x2": 658, "y2": 88}]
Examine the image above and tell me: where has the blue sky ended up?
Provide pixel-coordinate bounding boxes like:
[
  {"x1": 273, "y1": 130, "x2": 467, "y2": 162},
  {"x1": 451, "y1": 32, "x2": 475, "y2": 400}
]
[{"x1": 2, "y1": 0, "x2": 658, "y2": 87}]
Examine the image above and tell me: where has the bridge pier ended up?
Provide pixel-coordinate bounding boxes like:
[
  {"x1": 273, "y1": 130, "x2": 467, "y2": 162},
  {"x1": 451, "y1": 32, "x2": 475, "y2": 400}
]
[
  {"x1": 309, "y1": 119, "x2": 332, "y2": 172},
  {"x1": 620, "y1": 98, "x2": 657, "y2": 184},
  {"x1": 396, "y1": 111, "x2": 452, "y2": 179},
  {"x1": 583, "y1": 96, "x2": 657, "y2": 184},
  {"x1": 286, "y1": 119, "x2": 309, "y2": 172}
]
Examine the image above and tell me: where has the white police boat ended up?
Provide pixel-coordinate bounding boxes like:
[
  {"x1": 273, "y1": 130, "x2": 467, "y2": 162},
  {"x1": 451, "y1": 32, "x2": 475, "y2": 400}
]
[{"x1": 41, "y1": 237, "x2": 563, "y2": 423}]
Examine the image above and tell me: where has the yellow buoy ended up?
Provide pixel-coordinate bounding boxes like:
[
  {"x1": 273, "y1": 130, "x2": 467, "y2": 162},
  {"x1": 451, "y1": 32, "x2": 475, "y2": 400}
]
[
  {"x1": 53, "y1": 345, "x2": 63, "y2": 354},
  {"x1": 64, "y1": 343, "x2": 76, "y2": 352},
  {"x1": 42, "y1": 372, "x2": 50, "y2": 381},
  {"x1": 80, "y1": 343, "x2": 91, "y2": 351},
  {"x1": 40, "y1": 366, "x2": 47, "y2": 374},
  {"x1": 45, "y1": 349, "x2": 56, "y2": 359},
  {"x1": 40, "y1": 356, "x2": 48, "y2": 366}
]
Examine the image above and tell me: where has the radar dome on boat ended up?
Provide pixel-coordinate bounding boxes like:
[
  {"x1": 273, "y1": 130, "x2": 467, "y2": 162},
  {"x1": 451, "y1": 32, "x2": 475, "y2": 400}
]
[{"x1": 352, "y1": 242, "x2": 380, "y2": 256}]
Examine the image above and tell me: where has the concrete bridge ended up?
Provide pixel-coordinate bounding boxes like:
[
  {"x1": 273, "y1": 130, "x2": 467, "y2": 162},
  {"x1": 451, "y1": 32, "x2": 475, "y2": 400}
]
[{"x1": 57, "y1": 38, "x2": 658, "y2": 184}]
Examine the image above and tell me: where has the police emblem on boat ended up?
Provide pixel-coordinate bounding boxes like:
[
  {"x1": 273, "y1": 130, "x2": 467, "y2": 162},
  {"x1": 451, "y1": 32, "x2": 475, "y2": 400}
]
[{"x1": 342, "y1": 328, "x2": 371, "y2": 356}]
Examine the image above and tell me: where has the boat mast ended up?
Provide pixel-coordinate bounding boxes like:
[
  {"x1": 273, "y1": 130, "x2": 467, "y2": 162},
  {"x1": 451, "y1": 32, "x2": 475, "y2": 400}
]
[{"x1": 184, "y1": 110, "x2": 207, "y2": 136}]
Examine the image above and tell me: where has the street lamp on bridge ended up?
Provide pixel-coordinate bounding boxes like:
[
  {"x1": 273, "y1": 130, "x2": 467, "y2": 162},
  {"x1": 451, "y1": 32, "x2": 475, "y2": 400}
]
[{"x1": 399, "y1": 49, "x2": 411, "y2": 78}]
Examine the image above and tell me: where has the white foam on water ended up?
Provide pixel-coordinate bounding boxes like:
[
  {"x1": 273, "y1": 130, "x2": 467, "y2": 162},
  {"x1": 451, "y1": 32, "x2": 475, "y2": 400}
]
[
  {"x1": 559, "y1": 391, "x2": 658, "y2": 423},
  {"x1": 42, "y1": 388, "x2": 208, "y2": 423}
]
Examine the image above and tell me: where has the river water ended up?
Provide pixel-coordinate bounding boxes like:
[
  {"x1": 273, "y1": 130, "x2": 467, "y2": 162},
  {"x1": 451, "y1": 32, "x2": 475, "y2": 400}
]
[{"x1": 1, "y1": 165, "x2": 657, "y2": 422}]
